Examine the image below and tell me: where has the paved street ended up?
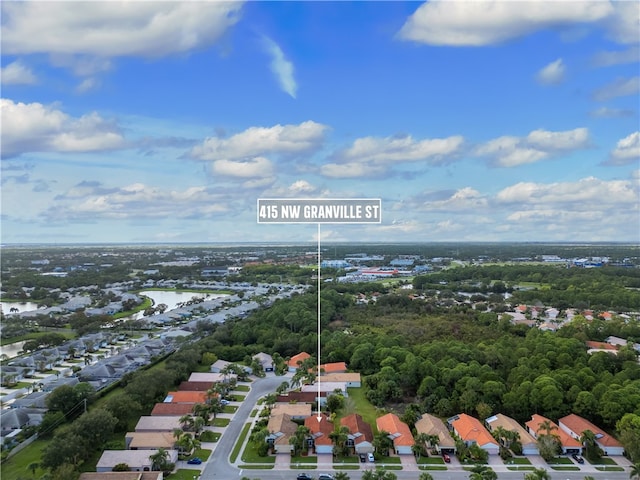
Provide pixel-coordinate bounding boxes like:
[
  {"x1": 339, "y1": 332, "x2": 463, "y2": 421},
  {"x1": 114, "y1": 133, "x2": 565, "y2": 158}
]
[{"x1": 197, "y1": 373, "x2": 632, "y2": 480}]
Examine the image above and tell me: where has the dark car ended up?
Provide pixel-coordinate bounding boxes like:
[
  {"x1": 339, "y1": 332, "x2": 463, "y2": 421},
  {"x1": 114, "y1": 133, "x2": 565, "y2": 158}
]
[
  {"x1": 187, "y1": 457, "x2": 202, "y2": 465},
  {"x1": 318, "y1": 475, "x2": 334, "y2": 480},
  {"x1": 443, "y1": 453, "x2": 451, "y2": 463},
  {"x1": 359, "y1": 453, "x2": 366, "y2": 462},
  {"x1": 572, "y1": 454, "x2": 584, "y2": 464},
  {"x1": 297, "y1": 474, "x2": 313, "y2": 480}
]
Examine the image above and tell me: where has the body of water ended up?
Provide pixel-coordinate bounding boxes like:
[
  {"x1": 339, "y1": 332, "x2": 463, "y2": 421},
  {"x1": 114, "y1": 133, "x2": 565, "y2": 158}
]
[
  {"x1": 1, "y1": 301, "x2": 40, "y2": 314},
  {"x1": 134, "y1": 290, "x2": 229, "y2": 319},
  {"x1": 1, "y1": 341, "x2": 27, "y2": 359}
]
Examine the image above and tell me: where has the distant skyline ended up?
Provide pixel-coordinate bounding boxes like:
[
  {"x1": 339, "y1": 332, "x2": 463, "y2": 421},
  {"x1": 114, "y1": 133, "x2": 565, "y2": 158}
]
[{"x1": 1, "y1": 1, "x2": 639, "y2": 244}]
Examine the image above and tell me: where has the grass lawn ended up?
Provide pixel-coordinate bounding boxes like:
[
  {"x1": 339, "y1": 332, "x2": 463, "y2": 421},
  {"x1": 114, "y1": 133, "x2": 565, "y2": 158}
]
[
  {"x1": 291, "y1": 455, "x2": 317, "y2": 464},
  {"x1": 550, "y1": 466, "x2": 580, "y2": 471},
  {"x1": 1, "y1": 330, "x2": 76, "y2": 346},
  {"x1": 166, "y1": 468, "x2": 203, "y2": 479},
  {"x1": 240, "y1": 443, "x2": 276, "y2": 464},
  {"x1": 546, "y1": 456, "x2": 573, "y2": 464},
  {"x1": 596, "y1": 466, "x2": 624, "y2": 471},
  {"x1": 589, "y1": 457, "x2": 617, "y2": 465},
  {"x1": 507, "y1": 466, "x2": 536, "y2": 471},
  {"x1": 417, "y1": 457, "x2": 445, "y2": 465},
  {"x1": 345, "y1": 387, "x2": 379, "y2": 431},
  {"x1": 1, "y1": 438, "x2": 50, "y2": 479},
  {"x1": 212, "y1": 417, "x2": 230, "y2": 427},
  {"x1": 187, "y1": 448, "x2": 211, "y2": 461},
  {"x1": 223, "y1": 405, "x2": 238, "y2": 413},
  {"x1": 506, "y1": 457, "x2": 532, "y2": 465},
  {"x1": 231, "y1": 423, "x2": 251, "y2": 463},
  {"x1": 199, "y1": 430, "x2": 220, "y2": 442},
  {"x1": 250, "y1": 409, "x2": 258, "y2": 417},
  {"x1": 236, "y1": 385, "x2": 250, "y2": 392},
  {"x1": 231, "y1": 394, "x2": 246, "y2": 401},
  {"x1": 420, "y1": 466, "x2": 448, "y2": 470}
]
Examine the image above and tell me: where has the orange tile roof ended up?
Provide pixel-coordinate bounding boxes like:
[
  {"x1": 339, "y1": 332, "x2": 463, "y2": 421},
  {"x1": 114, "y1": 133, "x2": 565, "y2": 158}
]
[
  {"x1": 376, "y1": 413, "x2": 414, "y2": 447},
  {"x1": 559, "y1": 414, "x2": 622, "y2": 448},
  {"x1": 304, "y1": 413, "x2": 334, "y2": 446},
  {"x1": 151, "y1": 403, "x2": 195, "y2": 416},
  {"x1": 340, "y1": 413, "x2": 373, "y2": 444},
  {"x1": 318, "y1": 362, "x2": 347, "y2": 374},
  {"x1": 526, "y1": 414, "x2": 581, "y2": 448},
  {"x1": 287, "y1": 352, "x2": 311, "y2": 368},
  {"x1": 585, "y1": 341, "x2": 617, "y2": 351},
  {"x1": 165, "y1": 391, "x2": 207, "y2": 404},
  {"x1": 450, "y1": 413, "x2": 497, "y2": 448}
]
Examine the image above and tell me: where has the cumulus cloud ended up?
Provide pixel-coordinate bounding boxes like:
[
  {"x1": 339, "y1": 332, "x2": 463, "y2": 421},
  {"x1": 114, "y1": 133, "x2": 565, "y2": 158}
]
[
  {"x1": 211, "y1": 156, "x2": 274, "y2": 178},
  {"x1": 46, "y1": 182, "x2": 232, "y2": 221},
  {"x1": 1, "y1": 60, "x2": 37, "y2": 85},
  {"x1": 536, "y1": 58, "x2": 566, "y2": 85},
  {"x1": 1, "y1": 2, "x2": 243, "y2": 58},
  {"x1": 592, "y1": 76, "x2": 640, "y2": 101},
  {"x1": 191, "y1": 120, "x2": 328, "y2": 161},
  {"x1": 263, "y1": 36, "x2": 297, "y2": 98},
  {"x1": 603, "y1": 1, "x2": 640, "y2": 45},
  {"x1": 605, "y1": 132, "x2": 640, "y2": 166},
  {"x1": 475, "y1": 127, "x2": 590, "y2": 167},
  {"x1": 320, "y1": 134, "x2": 464, "y2": 178},
  {"x1": 397, "y1": 0, "x2": 612, "y2": 46},
  {"x1": 1, "y1": 98, "x2": 126, "y2": 158},
  {"x1": 75, "y1": 77, "x2": 100, "y2": 94},
  {"x1": 495, "y1": 176, "x2": 638, "y2": 205},
  {"x1": 409, "y1": 187, "x2": 489, "y2": 212}
]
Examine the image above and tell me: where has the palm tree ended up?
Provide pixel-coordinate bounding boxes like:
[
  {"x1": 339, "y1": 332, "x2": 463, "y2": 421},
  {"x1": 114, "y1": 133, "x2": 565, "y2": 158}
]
[
  {"x1": 581, "y1": 429, "x2": 599, "y2": 460},
  {"x1": 289, "y1": 425, "x2": 311, "y2": 456},
  {"x1": 492, "y1": 426, "x2": 508, "y2": 446},
  {"x1": 192, "y1": 415, "x2": 205, "y2": 437},
  {"x1": 537, "y1": 420, "x2": 557, "y2": 437},
  {"x1": 373, "y1": 430, "x2": 394, "y2": 457},
  {"x1": 149, "y1": 448, "x2": 170, "y2": 471},
  {"x1": 524, "y1": 467, "x2": 551, "y2": 480},
  {"x1": 419, "y1": 474, "x2": 435, "y2": 480},
  {"x1": 179, "y1": 414, "x2": 194, "y2": 431},
  {"x1": 334, "y1": 472, "x2": 351, "y2": 480},
  {"x1": 27, "y1": 461, "x2": 39, "y2": 478},
  {"x1": 629, "y1": 462, "x2": 640, "y2": 480},
  {"x1": 469, "y1": 465, "x2": 498, "y2": 480},
  {"x1": 329, "y1": 425, "x2": 350, "y2": 457},
  {"x1": 413, "y1": 432, "x2": 430, "y2": 457}
]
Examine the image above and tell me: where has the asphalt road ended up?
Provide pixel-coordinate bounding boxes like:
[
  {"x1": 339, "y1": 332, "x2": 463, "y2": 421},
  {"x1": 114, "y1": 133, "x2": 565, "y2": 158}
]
[{"x1": 199, "y1": 374, "x2": 631, "y2": 480}]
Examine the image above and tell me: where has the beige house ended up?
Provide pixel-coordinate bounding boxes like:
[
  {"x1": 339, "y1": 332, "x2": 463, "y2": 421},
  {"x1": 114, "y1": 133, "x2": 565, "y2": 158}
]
[
  {"x1": 415, "y1": 413, "x2": 456, "y2": 454},
  {"x1": 270, "y1": 403, "x2": 312, "y2": 420},
  {"x1": 125, "y1": 431, "x2": 176, "y2": 450},
  {"x1": 266, "y1": 413, "x2": 299, "y2": 453}
]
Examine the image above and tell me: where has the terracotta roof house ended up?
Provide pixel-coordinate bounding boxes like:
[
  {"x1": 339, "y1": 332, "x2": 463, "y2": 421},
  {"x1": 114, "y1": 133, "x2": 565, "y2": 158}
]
[
  {"x1": 96, "y1": 449, "x2": 178, "y2": 472},
  {"x1": 317, "y1": 362, "x2": 347, "y2": 374},
  {"x1": 151, "y1": 403, "x2": 195, "y2": 416},
  {"x1": 79, "y1": 473, "x2": 162, "y2": 480},
  {"x1": 525, "y1": 414, "x2": 581, "y2": 455},
  {"x1": 135, "y1": 415, "x2": 182, "y2": 432},
  {"x1": 267, "y1": 413, "x2": 298, "y2": 453},
  {"x1": 304, "y1": 413, "x2": 334, "y2": 454},
  {"x1": 271, "y1": 403, "x2": 313, "y2": 420},
  {"x1": 340, "y1": 413, "x2": 374, "y2": 454},
  {"x1": 178, "y1": 381, "x2": 214, "y2": 391},
  {"x1": 415, "y1": 413, "x2": 456, "y2": 454},
  {"x1": 485, "y1": 414, "x2": 538, "y2": 455},
  {"x1": 559, "y1": 414, "x2": 624, "y2": 455},
  {"x1": 376, "y1": 413, "x2": 414, "y2": 455},
  {"x1": 448, "y1": 413, "x2": 499, "y2": 455},
  {"x1": 287, "y1": 352, "x2": 311, "y2": 372},
  {"x1": 125, "y1": 431, "x2": 176, "y2": 450},
  {"x1": 164, "y1": 391, "x2": 207, "y2": 404}
]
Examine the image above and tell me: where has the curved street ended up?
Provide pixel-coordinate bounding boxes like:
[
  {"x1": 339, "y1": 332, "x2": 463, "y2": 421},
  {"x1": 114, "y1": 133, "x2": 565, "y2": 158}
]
[{"x1": 198, "y1": 373, "x2": 632, "y2": 480}]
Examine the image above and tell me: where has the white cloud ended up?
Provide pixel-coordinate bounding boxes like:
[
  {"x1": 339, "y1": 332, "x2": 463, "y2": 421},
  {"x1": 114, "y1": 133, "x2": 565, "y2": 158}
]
[
  {"x1": 417, "y1": 187, "x2": 489, "y2": 212},
  {"x1": 606, "y1": 132, "x2": 640, "y2": 166},
  {"x1": 1, "y1": 98, "x2": 126, "y2": 158},
  {"x1": 592, "y1": 46, "x2": 640, "y2": 67},
  {"x1": 536, "y1": 58, "x2": 566, "y2": 85},
  {"x1": 0, "y1": 60, "x2": 37, "y2": 85},
  {"x1": 191, "y1": 120, "x2": 328, "y2": 161},
  {"x1": 397, "y1": 0, "x2": 612, "y2": 46},
  {"x1": 495, "y1": 176, "x2": 638, "y2": 205},
  {"x1": 603, "y1": 1, "x2": 640, "y2": 45},
  {"x1": 263, "y1": 36, "x2": 297, "y2": 98},
  {"x1": 320, "y1": 134, "x2": 464, "y2": 178},
  {"x1": 475, "y1": 128, "x2": 590, "y2": 167},
  {"x1": 589, "y1": 106, "x2": 635, "y2": 118},
  {"x1": 289, "y1": 180, "x2": 317, "y2": 194},
  {"x1": 211, "y1": 156, "x2": 274, "y2": 178},
  {"x1": 1, "y1": 2, "x2": 243, "y2": 58},
  {"x1": 592, "y1": 76, "x2": 640, "y2": 101},
  {"x1": 45, "y1": 182, "x2": 232, "y2": 221},
  {"x1": 75, "y1": 77, "x2": 101, "y2": 94},
  {"x1": 339, "y1": 134, "x2": 464, "y2": 165}
]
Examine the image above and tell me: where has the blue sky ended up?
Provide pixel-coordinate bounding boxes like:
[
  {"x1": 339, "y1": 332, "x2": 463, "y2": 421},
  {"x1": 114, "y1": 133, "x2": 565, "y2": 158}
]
[{"x1": 1, "y1": 1, "x2": 639, "y2": 244}]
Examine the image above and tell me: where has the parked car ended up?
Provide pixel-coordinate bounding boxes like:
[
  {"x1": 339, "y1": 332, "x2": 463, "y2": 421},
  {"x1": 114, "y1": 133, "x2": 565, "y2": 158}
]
[
  {"x1": 572, "y1": 454, "x2": 584, "y2": 464},
  {"x1": 318, "y1": 475, "x2": 334, "y2": 480},
  {"x1": 367, "y1": 453, "x2": 375, "y2": 462},
  {"x1": 187, "y1": 457, "x2": 202, "y2": 465},
  {"x1": 442, "y1": 453, "x2": 451, "y2": 463},
  {"x1": 359, "y1": 453, "x2": 367, "y2": 462},
  {"x1": 296, "y1": 474, "x2": 313, "y2": 480}
]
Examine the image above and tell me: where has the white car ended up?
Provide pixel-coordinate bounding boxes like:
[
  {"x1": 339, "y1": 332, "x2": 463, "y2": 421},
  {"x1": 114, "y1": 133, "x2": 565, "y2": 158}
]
[{"x1": 367, "y1": 453, "x2": 375, "y2": 462}]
